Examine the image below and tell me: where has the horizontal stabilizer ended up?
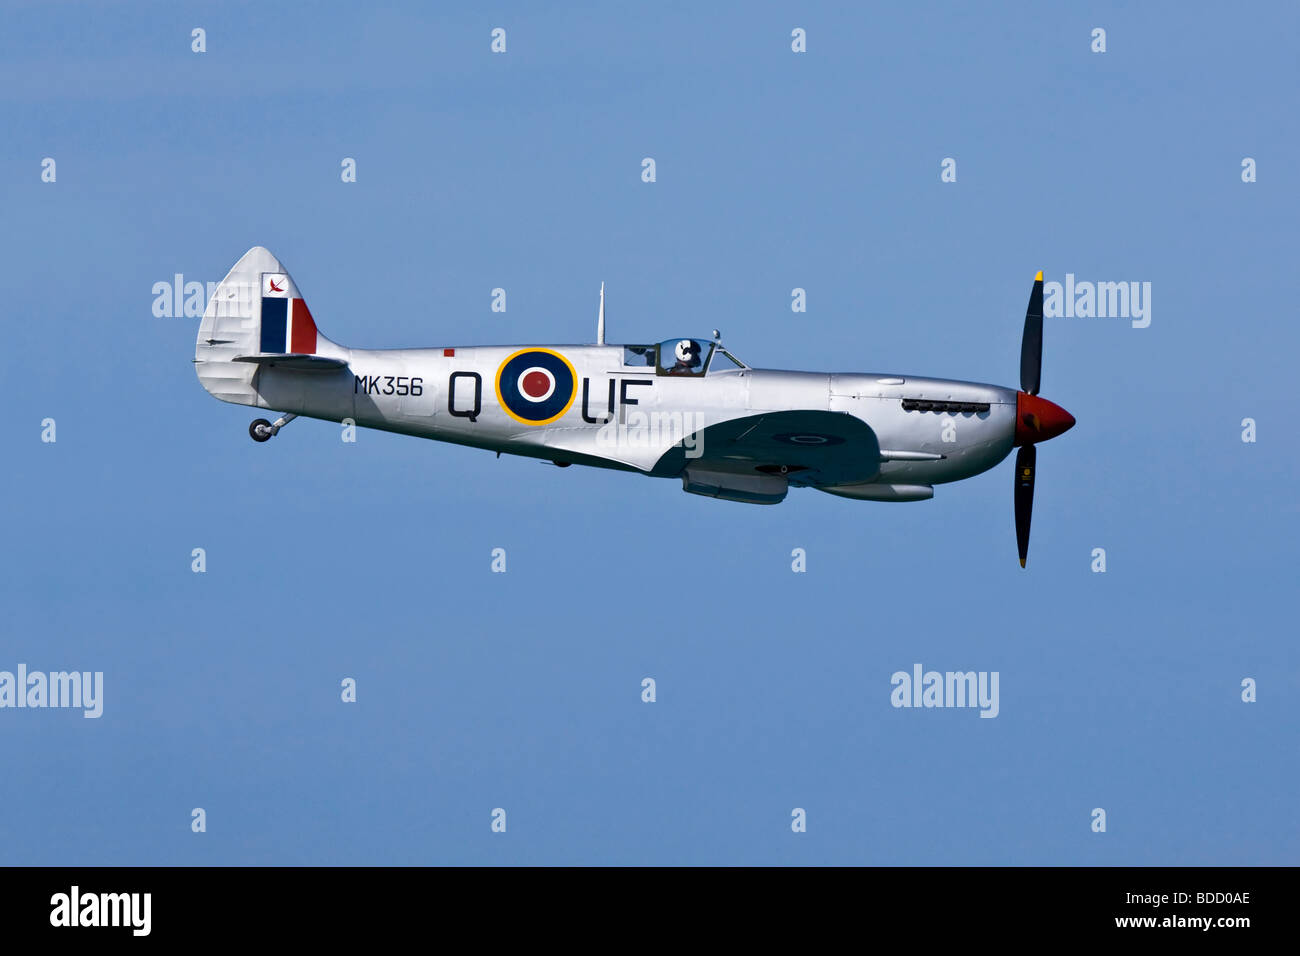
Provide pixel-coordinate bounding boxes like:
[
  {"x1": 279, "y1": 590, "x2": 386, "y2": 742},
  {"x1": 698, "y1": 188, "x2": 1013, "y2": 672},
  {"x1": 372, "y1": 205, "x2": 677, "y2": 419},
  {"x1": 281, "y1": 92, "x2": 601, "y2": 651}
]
[{"x1": 233, "y1": 354, "x2": 348, "y2": 371}]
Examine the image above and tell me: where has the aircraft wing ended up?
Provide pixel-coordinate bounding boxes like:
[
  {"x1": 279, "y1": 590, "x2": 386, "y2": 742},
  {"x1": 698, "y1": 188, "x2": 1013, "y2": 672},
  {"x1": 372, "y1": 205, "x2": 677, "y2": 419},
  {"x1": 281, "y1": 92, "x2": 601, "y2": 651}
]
[{"x1": 653, "y1": 409, "x2": 881, "y2": 487}]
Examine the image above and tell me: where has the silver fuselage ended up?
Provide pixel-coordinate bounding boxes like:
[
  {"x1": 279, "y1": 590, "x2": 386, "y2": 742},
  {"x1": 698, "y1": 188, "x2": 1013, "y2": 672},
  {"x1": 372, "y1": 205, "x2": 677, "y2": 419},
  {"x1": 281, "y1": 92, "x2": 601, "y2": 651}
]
[{"x1": 247, "y1": 344, "x2": 1018, "y2": 486}]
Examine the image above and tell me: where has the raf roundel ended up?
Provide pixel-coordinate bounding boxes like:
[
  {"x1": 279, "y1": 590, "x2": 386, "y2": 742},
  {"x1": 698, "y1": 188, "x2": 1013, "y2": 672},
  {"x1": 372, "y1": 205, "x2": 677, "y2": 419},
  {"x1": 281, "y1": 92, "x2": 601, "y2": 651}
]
[
  {"x1": 495, "y1": 348, "x2": 578, "y2": 425},
  {"x1": 518, "y1": 367, "x2": 556, "y2": 402}
]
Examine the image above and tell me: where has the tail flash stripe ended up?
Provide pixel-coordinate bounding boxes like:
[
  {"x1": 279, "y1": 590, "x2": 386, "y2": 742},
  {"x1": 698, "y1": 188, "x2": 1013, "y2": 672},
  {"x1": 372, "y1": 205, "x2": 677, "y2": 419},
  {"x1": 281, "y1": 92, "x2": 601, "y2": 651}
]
[
  {"x1": 260, "y1": 297, "x2": 288, "y2": 352},
  {"x1": 290, "y1": 299, "x2": 318, "y2": 354}
]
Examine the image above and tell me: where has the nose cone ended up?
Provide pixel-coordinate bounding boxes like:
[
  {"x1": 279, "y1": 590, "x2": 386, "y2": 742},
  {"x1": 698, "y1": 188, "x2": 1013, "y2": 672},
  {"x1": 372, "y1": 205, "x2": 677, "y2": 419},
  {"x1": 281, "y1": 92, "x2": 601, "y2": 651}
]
[{"x1": 1015, "y1": 392, "x2": 1075, "y2": 445}]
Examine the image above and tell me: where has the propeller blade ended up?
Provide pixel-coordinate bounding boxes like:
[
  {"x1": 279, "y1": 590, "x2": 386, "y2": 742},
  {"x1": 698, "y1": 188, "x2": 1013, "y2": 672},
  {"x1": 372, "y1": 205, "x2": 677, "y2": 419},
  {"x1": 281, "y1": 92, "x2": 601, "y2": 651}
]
[
  {"x1": 1020, "y1": 270, "x2": 1044, "y2": 395},
  {"x1": 1014, "y1": 443, "x2": 1036, "y2": 568}
]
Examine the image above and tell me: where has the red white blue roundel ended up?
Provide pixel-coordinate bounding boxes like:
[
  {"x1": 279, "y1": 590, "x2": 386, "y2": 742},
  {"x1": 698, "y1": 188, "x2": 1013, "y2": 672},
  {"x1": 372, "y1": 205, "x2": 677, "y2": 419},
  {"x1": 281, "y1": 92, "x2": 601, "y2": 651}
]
[{"x1": 495, "y1": 348, "x2": 578, "y2": 425}]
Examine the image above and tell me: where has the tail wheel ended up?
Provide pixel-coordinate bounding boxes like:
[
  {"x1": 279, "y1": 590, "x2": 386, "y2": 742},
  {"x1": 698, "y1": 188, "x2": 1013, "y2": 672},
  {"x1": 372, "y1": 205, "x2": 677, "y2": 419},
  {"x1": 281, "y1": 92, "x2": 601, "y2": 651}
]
[{"x1": 249, "y1": 419, "x2": 273, "y2": 442}]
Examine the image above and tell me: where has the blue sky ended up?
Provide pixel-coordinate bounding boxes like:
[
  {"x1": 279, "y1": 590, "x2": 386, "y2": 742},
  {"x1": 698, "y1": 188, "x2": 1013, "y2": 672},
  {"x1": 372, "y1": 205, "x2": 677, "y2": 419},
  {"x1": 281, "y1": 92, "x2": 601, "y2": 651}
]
[{"x1": 1, "y1": 0, "x2": 1295, "y2": 864}]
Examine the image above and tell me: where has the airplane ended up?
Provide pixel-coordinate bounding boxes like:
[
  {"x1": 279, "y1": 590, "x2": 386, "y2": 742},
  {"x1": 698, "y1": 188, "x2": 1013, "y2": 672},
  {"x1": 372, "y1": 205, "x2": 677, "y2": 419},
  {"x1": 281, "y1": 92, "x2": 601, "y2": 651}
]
[{"x1": 194, "y1": 247, "x2": 1075, "y2": 565}]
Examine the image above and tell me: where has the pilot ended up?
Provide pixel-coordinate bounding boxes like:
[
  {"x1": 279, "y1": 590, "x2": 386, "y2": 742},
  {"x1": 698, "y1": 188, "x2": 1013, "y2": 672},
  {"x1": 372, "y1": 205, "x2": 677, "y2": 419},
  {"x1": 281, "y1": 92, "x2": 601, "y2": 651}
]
[{"x1": 666, "y1": 339, "x2": 702, "y2": 375}]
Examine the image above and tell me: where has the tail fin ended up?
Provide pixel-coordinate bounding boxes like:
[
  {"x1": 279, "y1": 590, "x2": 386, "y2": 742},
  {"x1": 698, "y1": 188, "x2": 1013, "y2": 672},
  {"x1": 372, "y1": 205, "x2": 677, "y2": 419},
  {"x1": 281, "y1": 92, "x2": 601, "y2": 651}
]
[{"x1": 194, "y1": 246, "x2": 344, "y2": 406}]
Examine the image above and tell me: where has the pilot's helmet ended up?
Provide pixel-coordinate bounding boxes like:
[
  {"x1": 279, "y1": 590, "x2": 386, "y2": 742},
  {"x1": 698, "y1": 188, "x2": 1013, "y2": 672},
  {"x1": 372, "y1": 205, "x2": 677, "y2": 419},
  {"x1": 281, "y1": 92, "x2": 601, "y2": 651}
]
[{"x1": 675, "y1": 339, "x2": 701, "y2": 366}]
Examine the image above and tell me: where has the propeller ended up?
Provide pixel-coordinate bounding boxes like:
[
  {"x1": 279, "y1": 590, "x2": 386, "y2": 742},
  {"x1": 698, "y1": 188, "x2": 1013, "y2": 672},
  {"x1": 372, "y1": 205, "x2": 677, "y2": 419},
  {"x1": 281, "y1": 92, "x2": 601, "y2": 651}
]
[
  {"x1": 1014, "y1": 444, "x2": 1035, "y2": 567},
  {"x1": 1012, "y1": 271, "x2": 1073, "y2": 568},
  {"x1": 1020, "y1": 271, "x2": 1043, "y2": 395}
]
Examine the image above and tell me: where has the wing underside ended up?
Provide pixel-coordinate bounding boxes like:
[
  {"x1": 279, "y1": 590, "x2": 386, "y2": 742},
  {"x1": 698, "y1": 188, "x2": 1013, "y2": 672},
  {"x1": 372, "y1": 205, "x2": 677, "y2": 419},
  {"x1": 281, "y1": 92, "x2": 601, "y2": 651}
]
[{"x1": 653, "y1": 409, "x2": 881, "y2": 498}]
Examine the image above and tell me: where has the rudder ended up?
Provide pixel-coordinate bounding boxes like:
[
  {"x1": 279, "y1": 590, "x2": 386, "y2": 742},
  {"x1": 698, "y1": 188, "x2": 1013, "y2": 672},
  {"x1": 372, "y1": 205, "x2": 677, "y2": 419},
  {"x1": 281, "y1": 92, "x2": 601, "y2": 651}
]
[{"x1": 194, "y1": 246, "x2": 342, "y2": 406}]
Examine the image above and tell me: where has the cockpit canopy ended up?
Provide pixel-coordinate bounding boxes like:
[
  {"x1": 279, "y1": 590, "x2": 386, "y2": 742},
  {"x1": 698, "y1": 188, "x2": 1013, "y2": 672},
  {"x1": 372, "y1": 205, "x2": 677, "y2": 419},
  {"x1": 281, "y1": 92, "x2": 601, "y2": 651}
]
[{"x1": 622, "y1": 339, "x2": 746, "y2": 376}]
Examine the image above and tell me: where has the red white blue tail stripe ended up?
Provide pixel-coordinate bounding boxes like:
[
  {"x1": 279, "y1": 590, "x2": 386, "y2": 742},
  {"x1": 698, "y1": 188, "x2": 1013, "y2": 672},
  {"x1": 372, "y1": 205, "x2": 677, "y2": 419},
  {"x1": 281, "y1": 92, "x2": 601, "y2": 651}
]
[{"x1": 260, "y1": 272, "x2": 317, "y2": 354}]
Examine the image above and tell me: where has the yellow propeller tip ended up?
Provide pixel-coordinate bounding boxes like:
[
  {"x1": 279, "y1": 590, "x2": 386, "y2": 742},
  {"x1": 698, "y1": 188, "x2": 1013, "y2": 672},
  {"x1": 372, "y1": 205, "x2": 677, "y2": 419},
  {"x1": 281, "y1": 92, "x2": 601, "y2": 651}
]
[
  {"x1": 1034, "y1": 270, "x2": 1043, "y2": 281},
  {"x1": 1019, "y1": 558, "x2": 1027, "y2": 568}
]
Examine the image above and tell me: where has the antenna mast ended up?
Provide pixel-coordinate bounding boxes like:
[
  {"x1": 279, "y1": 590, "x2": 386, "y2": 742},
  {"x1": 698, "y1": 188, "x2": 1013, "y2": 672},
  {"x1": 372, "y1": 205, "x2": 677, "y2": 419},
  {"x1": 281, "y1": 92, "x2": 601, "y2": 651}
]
[{"x1": 597, "y1": 282, "x2": 606, "y2": 345}]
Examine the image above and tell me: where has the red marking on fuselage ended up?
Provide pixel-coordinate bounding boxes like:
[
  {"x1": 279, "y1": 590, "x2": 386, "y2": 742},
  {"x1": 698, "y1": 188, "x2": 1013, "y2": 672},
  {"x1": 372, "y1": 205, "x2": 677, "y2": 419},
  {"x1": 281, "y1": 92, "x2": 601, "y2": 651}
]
[{"x1": 522, "y1": 370, "x2": 551, "y2": 398}]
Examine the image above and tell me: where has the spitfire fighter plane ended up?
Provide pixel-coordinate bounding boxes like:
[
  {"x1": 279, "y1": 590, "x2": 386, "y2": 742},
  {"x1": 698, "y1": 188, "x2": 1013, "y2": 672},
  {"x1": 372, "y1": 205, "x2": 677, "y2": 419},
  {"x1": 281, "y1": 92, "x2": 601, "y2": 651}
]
[{"x1": 195, "y1": 247, "x2": 1075, "y2": 565}]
